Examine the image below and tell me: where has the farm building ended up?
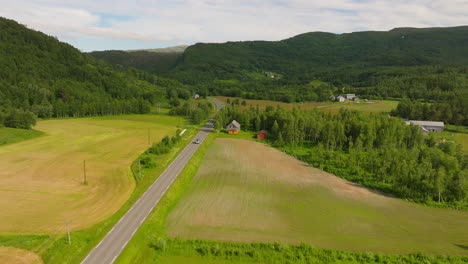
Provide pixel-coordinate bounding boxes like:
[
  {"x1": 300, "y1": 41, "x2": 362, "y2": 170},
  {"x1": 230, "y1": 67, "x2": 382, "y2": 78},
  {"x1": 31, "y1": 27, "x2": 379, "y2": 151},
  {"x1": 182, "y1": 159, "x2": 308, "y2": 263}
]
[
  {"x1": 257, "y1": 130, "x2": 267, "y2": 139},
  {"x1": 193, "y1": 94, "x2": 200, "y2": 100},
  {"x1": 329, "y1": 95, "x2": 336, "y2": 101},
  {"x1": 336, "y1": 95, "x2": 345, "y2": 102},
  {"x1": 226, "y1": 120, "x2": 241, "y2": 134},
  {"x1": 346, "y1": 94, "x2": 356, "y2": 100},
  {"x1": 406, "y1": 120, "x2": 445, "y2": 135}
]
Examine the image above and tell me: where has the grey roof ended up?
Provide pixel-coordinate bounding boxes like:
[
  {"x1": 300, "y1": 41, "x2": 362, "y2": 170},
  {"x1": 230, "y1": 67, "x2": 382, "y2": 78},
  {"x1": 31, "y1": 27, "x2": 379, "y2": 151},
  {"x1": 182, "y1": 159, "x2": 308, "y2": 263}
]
[
  {"x1": 407, "y1": 120, "x2": 445, "y2": 127},
  {"x1": 229, "y1": 120, "x2": 241, "y2": 128}
]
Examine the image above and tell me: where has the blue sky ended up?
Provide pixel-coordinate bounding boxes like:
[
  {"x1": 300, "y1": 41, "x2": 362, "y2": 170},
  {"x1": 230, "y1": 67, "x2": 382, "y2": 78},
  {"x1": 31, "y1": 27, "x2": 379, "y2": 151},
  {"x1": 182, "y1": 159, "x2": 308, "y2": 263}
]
[{"x1": 1, "y1": 0, "x2": 467, "y2": 52}]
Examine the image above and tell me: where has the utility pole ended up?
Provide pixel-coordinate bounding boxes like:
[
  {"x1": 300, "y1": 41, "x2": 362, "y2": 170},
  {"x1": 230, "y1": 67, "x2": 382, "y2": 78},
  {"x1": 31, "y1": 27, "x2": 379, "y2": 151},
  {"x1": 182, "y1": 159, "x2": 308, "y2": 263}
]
[
  {"x1": 66, "y1": 220, "x2": 72, "y2": 245},
  {"x1": 83, "y1": 160, "x2": 87, "y2": 184},
  {"x1": 148, "y1": 128, "x2": 151, "y2": 145}
]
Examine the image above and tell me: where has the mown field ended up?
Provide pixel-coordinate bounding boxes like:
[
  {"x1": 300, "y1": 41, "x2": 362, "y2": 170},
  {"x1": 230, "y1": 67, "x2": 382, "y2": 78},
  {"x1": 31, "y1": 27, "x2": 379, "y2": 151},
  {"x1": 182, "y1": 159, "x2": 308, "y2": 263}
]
[
  {"x1": 213, "y1": 96, "x2": 398, "y2": 113},
  {"x1": 0, "y1": 246, "x2": 43, "y2": 264},
  {"x1": 166, "y1": 138, "x2": 468, "y2": 255},
  {"x1": 0, "y1": 114, "x2": 185, "y2": 235}
]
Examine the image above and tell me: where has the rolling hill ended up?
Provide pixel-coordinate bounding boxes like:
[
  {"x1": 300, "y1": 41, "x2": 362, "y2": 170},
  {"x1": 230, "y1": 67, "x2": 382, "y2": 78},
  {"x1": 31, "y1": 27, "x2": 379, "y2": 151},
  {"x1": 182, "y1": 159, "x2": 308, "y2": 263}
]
[
  {"x1": 0, "y1": 17, "x2": 187, "y2": 129},
  {"x1": 170, "y1": 26, "x2": 468, "y2": 84}
]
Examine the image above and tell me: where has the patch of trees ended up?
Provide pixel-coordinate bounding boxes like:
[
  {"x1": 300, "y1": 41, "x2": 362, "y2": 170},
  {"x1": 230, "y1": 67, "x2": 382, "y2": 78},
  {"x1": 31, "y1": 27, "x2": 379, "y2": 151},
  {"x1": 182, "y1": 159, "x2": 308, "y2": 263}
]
[
  {"x1": 391, "y1": 98, "x2": 468, "y2": 126},
  {"x1": 132, "y1": 129, "x2": 183, "y2": 181},
  {"x1": 148, "y1": 134, "x2": 182, "y2": 155},
  {"x1": 216, "y1": 105, "x2": 467, "y2": 207},
  {"x1": 0, "y1": 108, "x2": 36, "y2": 129},
  {"x1": 169, "y1": 101, "x2": 214, "y2": 124}
]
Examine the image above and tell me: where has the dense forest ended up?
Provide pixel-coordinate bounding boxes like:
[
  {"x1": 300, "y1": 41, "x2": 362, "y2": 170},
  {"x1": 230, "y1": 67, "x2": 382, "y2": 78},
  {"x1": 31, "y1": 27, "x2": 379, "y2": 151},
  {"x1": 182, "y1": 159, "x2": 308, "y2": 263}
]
[
  {"x1": 216, "y1": 104, "x2": 467, "y2": 207},
  {"x1": 89, "y1": 50, "x2": 183, "y2": 75},
  {"x1": 0, "y1": 17, "x2": 190, "y2": 129},
  {"x1": 171, "y1": 26, "x2": 468, "y2": 84},
  {"x1": 391, "y1": 98, "x2": 468, "y2": 126}
]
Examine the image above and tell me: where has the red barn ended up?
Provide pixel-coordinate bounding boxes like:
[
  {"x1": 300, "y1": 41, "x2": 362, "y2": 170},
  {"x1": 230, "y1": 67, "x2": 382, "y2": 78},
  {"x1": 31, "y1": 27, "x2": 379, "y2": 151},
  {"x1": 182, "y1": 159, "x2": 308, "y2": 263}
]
[{"x1": 257, "y1": 130, "x2": 267, "y2": 140}]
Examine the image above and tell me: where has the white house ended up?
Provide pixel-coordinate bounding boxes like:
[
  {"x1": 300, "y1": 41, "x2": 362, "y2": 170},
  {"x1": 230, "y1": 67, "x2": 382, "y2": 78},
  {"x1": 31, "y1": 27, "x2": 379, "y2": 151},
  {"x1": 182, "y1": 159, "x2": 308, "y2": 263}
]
[
  {"x1": 346, "y1": 94, "x2": 356, "y2": 100},
  {"x1": 336, "y1": 95, "x2": 345, "y2": 102}
]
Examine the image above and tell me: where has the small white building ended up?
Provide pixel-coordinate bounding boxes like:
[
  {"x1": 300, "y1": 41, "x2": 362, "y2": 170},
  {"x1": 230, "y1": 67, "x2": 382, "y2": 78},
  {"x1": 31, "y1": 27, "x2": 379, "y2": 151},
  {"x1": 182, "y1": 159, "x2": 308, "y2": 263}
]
[
  {"x1": 336, "y1": 95, "x2": 345, "y2": 102},
  {"x1": 346, "y1": 94, "x2": 356, "y2": 100}
]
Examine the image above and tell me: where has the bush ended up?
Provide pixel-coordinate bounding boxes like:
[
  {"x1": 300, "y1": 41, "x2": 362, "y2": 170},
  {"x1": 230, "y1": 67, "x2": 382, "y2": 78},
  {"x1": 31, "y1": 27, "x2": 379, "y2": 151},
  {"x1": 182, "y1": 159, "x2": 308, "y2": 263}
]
[
  {"x1": 140, "y1": 156, "x2": 155, "y2": 168},
  {"x1": 154, "y1": 238, "x2": 166, "y2": 251}
]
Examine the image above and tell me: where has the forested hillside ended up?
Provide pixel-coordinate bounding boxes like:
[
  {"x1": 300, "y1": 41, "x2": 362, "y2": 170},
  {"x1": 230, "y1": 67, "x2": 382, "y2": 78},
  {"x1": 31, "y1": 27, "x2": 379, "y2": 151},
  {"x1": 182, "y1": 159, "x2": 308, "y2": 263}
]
[
  {"x1": 89, "y1": 50, "x2": 183, "y2": 75},
  {"x1": 168, "y1": 26, "x2": 468, "y2": 104},
  {"x1": 0, "y1": 17, "x2": 189, "y2": 128}
]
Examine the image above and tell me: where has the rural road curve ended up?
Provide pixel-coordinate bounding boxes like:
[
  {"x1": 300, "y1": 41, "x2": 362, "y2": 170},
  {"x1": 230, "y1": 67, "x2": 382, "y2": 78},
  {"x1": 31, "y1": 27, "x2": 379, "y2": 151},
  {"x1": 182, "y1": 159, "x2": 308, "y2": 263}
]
[{"x1": 81, "y1": 98, "x2": 223, "y2": 264}]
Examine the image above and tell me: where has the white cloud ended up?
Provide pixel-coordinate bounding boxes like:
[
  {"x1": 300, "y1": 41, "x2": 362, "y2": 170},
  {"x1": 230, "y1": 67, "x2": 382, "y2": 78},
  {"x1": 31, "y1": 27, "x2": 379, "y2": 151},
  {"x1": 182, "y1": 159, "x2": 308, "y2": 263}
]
[{"x1": 0, "y1": 0, "x2": 467, "y2": 51}]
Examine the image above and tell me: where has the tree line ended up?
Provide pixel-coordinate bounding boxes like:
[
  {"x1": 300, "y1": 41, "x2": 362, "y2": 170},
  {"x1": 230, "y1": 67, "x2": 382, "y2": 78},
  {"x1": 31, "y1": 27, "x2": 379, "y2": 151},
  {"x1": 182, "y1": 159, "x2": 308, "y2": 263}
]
[
  {"x1": 169, "y1": 101, "x2": 214, "y2": 124},
  {"x1": 216, "y1": 105, "x2": 467, "y2": 207},
  {"x1": 391, "y1": 98, "x2": 468, "y2": 126}
]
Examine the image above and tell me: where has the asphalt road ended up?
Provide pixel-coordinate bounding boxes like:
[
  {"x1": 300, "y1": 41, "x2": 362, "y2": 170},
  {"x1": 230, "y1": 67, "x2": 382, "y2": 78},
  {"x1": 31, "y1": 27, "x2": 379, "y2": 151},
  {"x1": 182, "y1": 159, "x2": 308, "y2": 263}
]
[{"x1": 81, "y1": 98, "x2": 223, "y2": 264}]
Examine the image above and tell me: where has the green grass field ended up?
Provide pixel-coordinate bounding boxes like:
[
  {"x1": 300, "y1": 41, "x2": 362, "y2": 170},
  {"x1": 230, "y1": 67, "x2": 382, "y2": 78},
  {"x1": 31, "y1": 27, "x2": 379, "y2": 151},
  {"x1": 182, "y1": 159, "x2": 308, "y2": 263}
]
[
  {"x1": 214, "y1": 96, "x2": 398, "y2": 113},
  {"x1": 442, "y1": 125, "x2": 468, "y2": 154},
  {"x1": 0, "y1": 114, "x2": 185, "y2": 234},
  {"x1": 0, "y1": 127, "x2": 44, "y2": 146},
  {"x1": 166, "y1": 138, "x2": 468, "y2": 255}
]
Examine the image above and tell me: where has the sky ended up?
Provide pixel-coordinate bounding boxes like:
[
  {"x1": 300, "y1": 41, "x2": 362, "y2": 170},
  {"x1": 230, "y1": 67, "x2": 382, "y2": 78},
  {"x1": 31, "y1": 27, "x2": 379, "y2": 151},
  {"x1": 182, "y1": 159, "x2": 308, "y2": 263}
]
[{"x1": 1, "y1": 0, "x2": 468, "y2": 52}]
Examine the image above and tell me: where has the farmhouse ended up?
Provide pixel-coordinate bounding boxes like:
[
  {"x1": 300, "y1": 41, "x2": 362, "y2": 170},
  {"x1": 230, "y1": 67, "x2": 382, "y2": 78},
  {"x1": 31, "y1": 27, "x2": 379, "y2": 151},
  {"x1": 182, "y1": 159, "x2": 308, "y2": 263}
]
[
  {"x1": 226, "y1": 120, "x2": 241, "y2": 134},
  {"x1": 257, "y1": 130, "x2": 267, "y2": 139},
  {"x1": 346, "y1": 94, "x2": 356, "y2": 100},
  {"x1": 406, "y1": 120, "x2": 445, "y2": 134},
  {"x1": 336, "y1": 95, "x2": 345, "y2": 102}
]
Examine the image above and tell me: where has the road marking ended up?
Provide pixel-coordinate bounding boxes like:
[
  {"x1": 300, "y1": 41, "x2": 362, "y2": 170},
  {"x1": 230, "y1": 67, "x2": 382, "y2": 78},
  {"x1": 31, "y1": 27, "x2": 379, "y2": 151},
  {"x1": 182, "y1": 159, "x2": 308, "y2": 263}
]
[{"x1": 96, "y1": 240, "x2": 103, "y2": 248}]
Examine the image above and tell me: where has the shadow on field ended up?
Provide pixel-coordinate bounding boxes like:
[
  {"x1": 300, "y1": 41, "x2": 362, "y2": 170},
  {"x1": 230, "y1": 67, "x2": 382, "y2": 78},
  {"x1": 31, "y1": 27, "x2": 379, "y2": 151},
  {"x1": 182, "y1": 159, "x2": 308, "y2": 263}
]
[
  {"x1": 345, "y1": 181, "x2": 396, "y2": 198},
  {"x1": 297, "y1": 162, "x2": 396, "y2": 198},
  {"x1": 454, "y1": 244, "x2": 468, "y2": 251}
]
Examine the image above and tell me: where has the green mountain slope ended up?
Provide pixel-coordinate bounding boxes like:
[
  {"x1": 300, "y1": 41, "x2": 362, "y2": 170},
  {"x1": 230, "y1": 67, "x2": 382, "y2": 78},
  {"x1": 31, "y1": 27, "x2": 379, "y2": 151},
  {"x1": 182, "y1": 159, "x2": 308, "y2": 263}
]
[
  {"x1": 0, "y1": 17, "x2": 188, "y2": 128},
  {"x1": 88, "y1": 49, "x2": 183, "y2": 74},
  {"x1": 162, "y1": 26, "x2": 468, "y2": 106},
  {"x1": 171, "y1": 26, "x2": 468, "y2": 83}
]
